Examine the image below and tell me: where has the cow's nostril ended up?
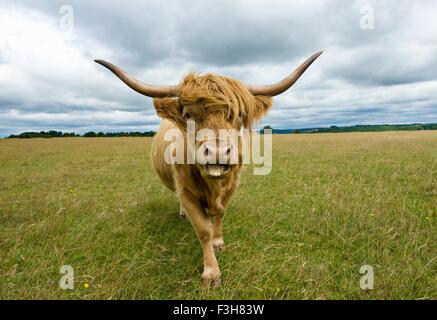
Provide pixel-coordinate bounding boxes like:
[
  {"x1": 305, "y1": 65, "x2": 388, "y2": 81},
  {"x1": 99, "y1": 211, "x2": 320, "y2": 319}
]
[
  {"x1": 226, "y1": 147, "x2": 231, "y2": 155},
  {"x1": 204, "y1": 147, "x2": 209, "y2": 157}
]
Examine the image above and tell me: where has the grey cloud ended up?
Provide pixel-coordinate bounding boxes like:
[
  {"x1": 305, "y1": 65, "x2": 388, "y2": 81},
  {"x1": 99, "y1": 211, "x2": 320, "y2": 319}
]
[
  {"x1": 1, "y1": 0, "x2": 437, "y2": 136},
  {"x1": 12, "y1": 0, "x2": 315, "y2": 68}
]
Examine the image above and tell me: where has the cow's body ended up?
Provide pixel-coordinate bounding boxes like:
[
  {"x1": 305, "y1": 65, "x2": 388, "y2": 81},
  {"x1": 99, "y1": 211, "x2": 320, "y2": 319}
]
[{"x1": 152, "y1": 119, "x2": 241, "y2": 286}]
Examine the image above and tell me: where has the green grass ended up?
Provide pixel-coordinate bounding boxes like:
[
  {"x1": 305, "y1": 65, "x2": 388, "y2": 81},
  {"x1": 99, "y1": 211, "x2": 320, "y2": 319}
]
[{"x1": 0, "y1": 131, "x2": 436, "y2": 299}]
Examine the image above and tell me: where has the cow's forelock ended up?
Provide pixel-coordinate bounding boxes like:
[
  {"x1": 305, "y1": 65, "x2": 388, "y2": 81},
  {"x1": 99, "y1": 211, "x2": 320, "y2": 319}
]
[{"x1": 179, "y1": 73, "x2": 263, "y2": 129}]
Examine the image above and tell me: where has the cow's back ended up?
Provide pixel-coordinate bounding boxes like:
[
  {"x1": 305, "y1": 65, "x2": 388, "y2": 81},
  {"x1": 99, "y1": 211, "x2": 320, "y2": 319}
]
[{"x1": 151, "y1": 120, "x2": 177, "y2": 191}]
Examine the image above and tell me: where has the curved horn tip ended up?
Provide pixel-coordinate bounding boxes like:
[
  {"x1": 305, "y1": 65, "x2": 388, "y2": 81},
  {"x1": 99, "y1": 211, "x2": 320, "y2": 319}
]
[
  {"x1": 314, "y1": 50, "x2": 324, "y2": 58},
  {"x1": 248, "y1": 50, "x2": 324, "y2": 96},
  {"x1": 94, "y1": 59, "x2": 110, "y2": 68},
  {"x1": 307, "y1": 50, "x2": 324, "y2": 62}
]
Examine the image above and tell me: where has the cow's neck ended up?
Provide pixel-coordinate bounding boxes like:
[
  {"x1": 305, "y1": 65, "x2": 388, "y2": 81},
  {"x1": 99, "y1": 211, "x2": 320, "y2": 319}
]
[{"x1": 190, "y1": 165, "x2": 238, "y2": 216}]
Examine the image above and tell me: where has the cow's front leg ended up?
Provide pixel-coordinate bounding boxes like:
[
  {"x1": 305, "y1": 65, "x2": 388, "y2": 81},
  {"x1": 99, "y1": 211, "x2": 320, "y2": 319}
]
[
  {"x1": 209, "y1": 195, "x2": 225, "y2": 252},
  {"x1": 213, "y1": 214, "x2": 225, "y2": 251},
  {"x1": 211, "y1": 187, "x2": 236, "y2": 252},
  {"x1": 179, "y1": 203, "x2": 187, "y2": 219},
  {"x1": 181, "y1": 194, "x2": 221, "y2": 288}
]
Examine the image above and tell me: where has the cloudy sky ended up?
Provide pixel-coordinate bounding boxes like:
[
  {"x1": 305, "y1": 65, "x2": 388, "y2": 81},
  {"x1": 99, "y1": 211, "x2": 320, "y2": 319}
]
[{"x1": 0, "y1": 0, "x2": 436, "y2": 136}]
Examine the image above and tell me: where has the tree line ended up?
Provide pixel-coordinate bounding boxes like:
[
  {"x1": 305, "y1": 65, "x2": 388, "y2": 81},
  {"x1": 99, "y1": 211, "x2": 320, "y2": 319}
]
[
  {"x1": 6, "y1": 130, "x2": 156, "y2": 138},
  {"x1": 261, "y1": 123, "x2": 437, "y2": 134},
  {"x1": 6, "y1": 123, "x2": 437, "y2": 138}
]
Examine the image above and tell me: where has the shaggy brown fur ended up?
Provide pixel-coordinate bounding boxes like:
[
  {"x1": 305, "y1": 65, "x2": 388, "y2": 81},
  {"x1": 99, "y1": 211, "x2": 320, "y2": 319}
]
[
  {"x1": 154, "y1": 73, "x2": 272, "y2": 130},
  {"x1": 151, "y1": 73, "x2": 273, "y2": 288}
]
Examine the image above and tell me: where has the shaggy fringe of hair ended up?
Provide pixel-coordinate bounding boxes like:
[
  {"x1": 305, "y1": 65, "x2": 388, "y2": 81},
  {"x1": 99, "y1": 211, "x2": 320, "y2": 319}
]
[{"x1": 178, "y1": 73, "x2": 272, "y2": 128}]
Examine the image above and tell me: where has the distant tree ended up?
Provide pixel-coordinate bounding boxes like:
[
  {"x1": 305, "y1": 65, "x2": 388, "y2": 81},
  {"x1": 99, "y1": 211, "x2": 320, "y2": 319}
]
[
  {"x1": 260, "y1": 125, "x2": 273, "y2": 134},
  {"x1": 84, "y1": 131, "x2": 97, "y2": 137}
]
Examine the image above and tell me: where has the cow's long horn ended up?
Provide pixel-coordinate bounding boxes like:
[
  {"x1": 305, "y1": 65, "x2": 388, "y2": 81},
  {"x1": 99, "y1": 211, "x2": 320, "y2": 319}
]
[
  {"x1": 248, "y1": 51, "x2": 323, "y2": 96},
  {"x1": 94, "y1": 59, "x2": 179, "y2": 98}
]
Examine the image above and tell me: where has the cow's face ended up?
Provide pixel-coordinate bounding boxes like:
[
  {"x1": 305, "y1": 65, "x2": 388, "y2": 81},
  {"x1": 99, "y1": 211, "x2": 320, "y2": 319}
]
[{"x1": 153, "y1": 74, "x2": 272, "y2": 178}]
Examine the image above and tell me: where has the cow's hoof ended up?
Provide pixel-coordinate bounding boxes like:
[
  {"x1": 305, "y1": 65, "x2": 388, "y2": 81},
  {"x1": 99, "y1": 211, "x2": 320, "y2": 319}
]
[
  {"x1": 179, "y1": 207, "x2": 187, "y2": 219},
  {"x1": 201, "y1": 269, "x2": 221, "y2": 288},
  {"x1": 213, "y1": 238, "x2": 225, "y2": 252},
  {"x1": 202, "y1": 277, "x2": 221, "y2": 288}
]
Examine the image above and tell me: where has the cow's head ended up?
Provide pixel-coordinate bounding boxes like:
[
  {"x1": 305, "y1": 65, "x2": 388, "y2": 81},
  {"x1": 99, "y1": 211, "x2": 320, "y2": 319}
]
[{"x1": 95, "y1": 51, "x2": 322, "y2": 178}]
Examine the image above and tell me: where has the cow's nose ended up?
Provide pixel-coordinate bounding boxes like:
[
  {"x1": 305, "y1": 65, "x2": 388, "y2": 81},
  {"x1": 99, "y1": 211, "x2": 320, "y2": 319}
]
[
  {"x1": 201, "y1": 140, "x2": 235, "y2": 164},
  {"x1": 219, "y1": 144, "x2": 233, "y2": 164},
  {"x1": 202, "y1": 143, "x2": 216, "y2": 163}
]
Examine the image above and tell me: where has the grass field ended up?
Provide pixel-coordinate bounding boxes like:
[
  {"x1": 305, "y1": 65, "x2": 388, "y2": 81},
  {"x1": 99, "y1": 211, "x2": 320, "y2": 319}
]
[{"x1": 0, "y1": 131, "x2": 436, "y2": 299}]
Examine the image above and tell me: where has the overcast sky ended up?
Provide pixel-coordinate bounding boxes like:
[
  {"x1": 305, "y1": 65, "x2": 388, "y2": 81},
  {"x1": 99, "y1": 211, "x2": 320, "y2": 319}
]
[{"x1": 0, "y1": 0, "x2": 436, "y2": 136}]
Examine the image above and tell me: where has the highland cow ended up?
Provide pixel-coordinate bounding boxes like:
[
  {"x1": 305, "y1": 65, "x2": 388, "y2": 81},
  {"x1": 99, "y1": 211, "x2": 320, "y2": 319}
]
[{"x1": 95, "y1": 51, "x2": 322, "y2": 287}]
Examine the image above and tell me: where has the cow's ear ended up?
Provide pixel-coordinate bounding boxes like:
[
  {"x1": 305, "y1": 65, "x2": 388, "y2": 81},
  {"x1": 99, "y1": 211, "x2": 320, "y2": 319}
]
[
  {"x1": 153, "y1": 98, "x2": 185, "y2": 129},
  {"x1": 244, "y1": 96, "x2": 273, "y2": 127}
]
